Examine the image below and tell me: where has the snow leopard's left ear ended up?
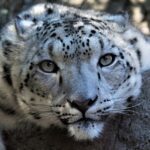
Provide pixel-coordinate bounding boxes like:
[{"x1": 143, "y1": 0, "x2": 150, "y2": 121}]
[
  {"x1": 15, "y1": 15, "x2": 41, "y2": 39},
  {"x1": 100, "y1": 12, "x2": 129, "y2": 32}
]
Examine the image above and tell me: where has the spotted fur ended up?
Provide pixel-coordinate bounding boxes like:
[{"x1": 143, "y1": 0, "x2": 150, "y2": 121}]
[{"x1": 0, "y1": 3, "x2": 150, "y2": 149}]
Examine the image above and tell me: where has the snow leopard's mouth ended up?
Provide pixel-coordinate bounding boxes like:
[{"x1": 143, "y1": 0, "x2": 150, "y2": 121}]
[
  {"x1": 61, "y1": 118, "x2": 96, "y2": 125},
  {"x1": 60, "y1": 115, "x2": 109, "y2": 125}
]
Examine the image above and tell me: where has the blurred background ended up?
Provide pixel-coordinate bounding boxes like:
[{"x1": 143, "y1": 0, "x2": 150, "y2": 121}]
[
  {"x1": 0, "y1": 0, "x2": 150, "y2": 150},
  {"x1": 0, "y1": 0, "x2": 150, "y2": 34}
]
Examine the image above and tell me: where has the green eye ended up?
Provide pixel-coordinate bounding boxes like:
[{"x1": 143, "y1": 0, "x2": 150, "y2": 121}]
[
  {"x1": 38, "y1": 60, "x2": 58, "y2": 73},
  {"x1": 99, "y1": 53, "x2": 116, "y2": 67}
]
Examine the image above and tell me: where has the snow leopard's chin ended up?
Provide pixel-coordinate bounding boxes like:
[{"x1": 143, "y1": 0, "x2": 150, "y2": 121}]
[{"x1": 68, "y1": 121, "x2": 104, "y2": 140}]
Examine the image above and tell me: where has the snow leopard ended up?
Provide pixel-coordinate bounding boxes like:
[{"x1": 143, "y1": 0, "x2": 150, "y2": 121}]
[{"x1": 0, "y1": 3, "x2": 150, "y2": 149}]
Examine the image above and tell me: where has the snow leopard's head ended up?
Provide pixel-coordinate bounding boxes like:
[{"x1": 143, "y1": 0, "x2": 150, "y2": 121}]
[{"x1": 1, "y1": 4, "x2": 149, "y2": 140}]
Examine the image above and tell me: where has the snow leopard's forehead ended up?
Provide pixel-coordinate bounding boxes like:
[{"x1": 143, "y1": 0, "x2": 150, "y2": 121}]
[
  {"x1": 17, "y1": 3, "x2": 127, "y2": 62},
  {"x1": 36, "y1": 19, "x2": 107, "y2": 62}
]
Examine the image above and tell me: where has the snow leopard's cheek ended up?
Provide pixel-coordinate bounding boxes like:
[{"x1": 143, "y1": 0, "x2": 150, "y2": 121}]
[
  {"x1": 97, "y1": 59, "x2": 142, "y2": 105},
  {"x1": 21, "y1": 69, "x2": 61, "y2": 99},
  {"x1": 17, "y1": 67, "x2": 61, "y2": 107},
  {"x1": 101, "y1": 62, "x2": 128, "y2": 89},
  {"x1": 97, "y1": 58, "x2": 142, "y2": 110},
  {"x1": 16, "y1": 68, "x2": 64, "y2": 126}
]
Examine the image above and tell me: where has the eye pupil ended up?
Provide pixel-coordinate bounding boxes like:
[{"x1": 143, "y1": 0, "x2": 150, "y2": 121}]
[
  {"x1": 104, "y1": 56, "x2": 109, "y2": 60},
  {"x1": 46, "y1": 62, "x2": 52, "y2": 67}
]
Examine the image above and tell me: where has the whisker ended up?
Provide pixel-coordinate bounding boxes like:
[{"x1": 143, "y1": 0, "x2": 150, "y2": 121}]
[
  {"x1": 110, "y1": 97, "x2": 128, "y2": 101},
  {"x1": 126, "y1": 101, "x2": 144, "y2": 109},
  {"x1": 96, "y1": 108, "x2": 138, "y2": 117},
  {"x1": 103, "y1": 107, "x2": 139, "y2": 116},
  {"x1": 97, "y1": 112, "x2": 110, "y2": 116},
  {"x1": 27, "y1": 103, "x2": 64, "y2": 110},
  {"x1": 30, "y1": 103, "x2": 53, "y2": 107},
  {"x1": 97, "y1": 111, "x2": 132, "y2": 116},
  {"x1": 30, "y1": 103, "x2": 63, "y2": 108},
  {"x1": 30, "y1": 110, "x2": 54, "y2": 114},
  {"x1": 111, "y1": 109, "x2": 137, "y2": 114},
  {"x1": 112, "y1": 112, "x2": 132, "y2": 116}
]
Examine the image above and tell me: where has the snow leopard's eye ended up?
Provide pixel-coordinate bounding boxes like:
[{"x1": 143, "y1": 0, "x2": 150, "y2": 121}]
[
  {"x1": 99, "y1": 53, "x2": 116, "y2": 67},
  {"x1": 38, "y1": 60, "x2": 58, "y2": 73}
]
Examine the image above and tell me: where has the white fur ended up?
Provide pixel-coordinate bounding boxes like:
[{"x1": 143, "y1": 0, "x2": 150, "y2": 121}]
[{"x1": 69, "y1": 122, "x2": 104, "y2": 140}]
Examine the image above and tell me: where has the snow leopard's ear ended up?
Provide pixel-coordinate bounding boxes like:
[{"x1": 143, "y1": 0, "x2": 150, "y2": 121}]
[
  {"x1": 15, "y1": 15, "x2": 40, "y2": 39},
  {"x1": 101, "y1": 12, "x2": 129, "y2": 32}
]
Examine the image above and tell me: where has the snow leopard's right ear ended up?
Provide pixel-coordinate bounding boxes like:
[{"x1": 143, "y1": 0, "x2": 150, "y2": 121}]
[{"x1": 15, "y1": 15, "x2": 41, "y2": 39}]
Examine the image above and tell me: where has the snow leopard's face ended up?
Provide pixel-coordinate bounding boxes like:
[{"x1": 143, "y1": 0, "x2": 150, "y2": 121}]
[{"x1": 1, "y1": 4, "x2": 143, "y2": 140}]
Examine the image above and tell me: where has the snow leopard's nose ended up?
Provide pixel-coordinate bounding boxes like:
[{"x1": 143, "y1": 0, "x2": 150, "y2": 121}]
[{"x1": 68, "y1": 95, "x2": 98, "y2": 113}]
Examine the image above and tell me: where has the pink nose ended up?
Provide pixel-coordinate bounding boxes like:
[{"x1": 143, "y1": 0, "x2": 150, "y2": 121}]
[{"x1": 68, "y1": 96, "x2": 98, "y2": 113}]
